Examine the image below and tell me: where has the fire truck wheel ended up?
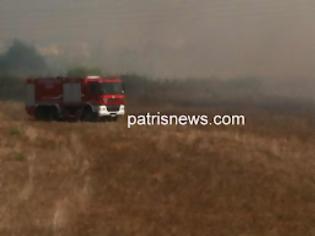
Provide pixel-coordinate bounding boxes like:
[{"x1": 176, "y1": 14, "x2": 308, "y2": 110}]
[
  {"x1": 34, "y1": 107, "x2": 45, "y2": 120},
  {"x1": 81, "y1": 108, "x2": 97, "y2": 122},
  {"x1": 35, "y1": 106, "x2": 59, "y2": 121},
  {"x1": 49, "y1": 107, "x2": 60, "y2": 121}
]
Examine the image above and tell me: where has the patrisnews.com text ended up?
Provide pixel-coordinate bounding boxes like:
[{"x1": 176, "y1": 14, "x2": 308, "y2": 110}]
[{"x1": 127, "y1": 112, "x2": 246, "y2": 128}]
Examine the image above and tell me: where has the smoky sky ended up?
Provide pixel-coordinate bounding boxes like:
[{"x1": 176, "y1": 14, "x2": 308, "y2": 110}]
[{"x1": 1, "y1": 0, "x2": 315, "y2": 78}]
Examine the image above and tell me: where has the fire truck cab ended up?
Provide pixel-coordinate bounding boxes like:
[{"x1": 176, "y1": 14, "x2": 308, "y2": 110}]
[{"x1": 25, "y1": 75, "x2": 125, "y2": 121}]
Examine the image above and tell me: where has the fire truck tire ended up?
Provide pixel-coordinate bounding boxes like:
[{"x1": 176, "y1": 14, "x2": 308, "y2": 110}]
[
  {"x1": 34, "y1": 107, "x2": 44, "y2": 120},
  {"x1": 35, "y1": 106, "x2": 59, "y2": 121},
  {"x1": 81, "y1": 107, "x2": 97, "y2": 122},
  {"x1": 49, "y1": 107, "x2": 60, "y2": 121}
]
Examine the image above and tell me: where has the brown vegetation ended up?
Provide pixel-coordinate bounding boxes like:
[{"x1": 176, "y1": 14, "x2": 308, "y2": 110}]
[{"x1": 0, "y1": 102, "x2": 314, "y2": 236}]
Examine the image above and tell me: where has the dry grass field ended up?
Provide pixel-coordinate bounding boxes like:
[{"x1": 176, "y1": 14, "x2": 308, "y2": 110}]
[{"x1": 0, "y1": 102, "x2": 314, "y2": 236}]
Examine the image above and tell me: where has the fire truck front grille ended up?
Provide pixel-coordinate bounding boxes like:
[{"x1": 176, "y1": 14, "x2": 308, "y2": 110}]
[{"x1": 107, "y1": 105, "x2": 120, "y2": 112}]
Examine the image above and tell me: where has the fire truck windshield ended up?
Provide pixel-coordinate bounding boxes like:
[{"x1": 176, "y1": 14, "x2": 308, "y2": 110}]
[{"x1": 90, "y1": 82, "x2": 124, "y2": 95}]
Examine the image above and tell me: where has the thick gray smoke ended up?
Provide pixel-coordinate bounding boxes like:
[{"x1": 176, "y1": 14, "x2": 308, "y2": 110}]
[
  {"x1": 1, "y1": 0, "x2": 315, "y2": 78},
  {"x1": 0, "y1": 0, "x2": 314, "y2": 100}
]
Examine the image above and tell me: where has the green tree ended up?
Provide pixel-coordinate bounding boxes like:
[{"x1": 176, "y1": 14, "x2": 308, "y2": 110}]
[
  {"x1": 0, "y1": 40, "x2": 47, "y2": 76},
  {"x1": 66, "y1": 66, "x2": 103, "y2": 77}
]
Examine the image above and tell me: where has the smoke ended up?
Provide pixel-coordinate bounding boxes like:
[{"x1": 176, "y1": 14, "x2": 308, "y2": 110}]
[
  {"x1": 0, "y1": 0, "x2": 315, "y2": 79},
  {"x1": 0, "y1": 0, "x2": 315, "y2": 101}
]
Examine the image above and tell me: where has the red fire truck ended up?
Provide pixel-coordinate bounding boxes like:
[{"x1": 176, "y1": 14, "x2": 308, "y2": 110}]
[{"x1": 25, "y1": 75, "x2": 125, "y2": 121}]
